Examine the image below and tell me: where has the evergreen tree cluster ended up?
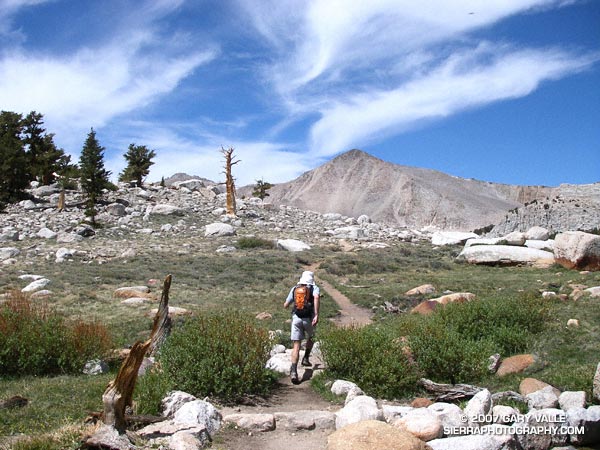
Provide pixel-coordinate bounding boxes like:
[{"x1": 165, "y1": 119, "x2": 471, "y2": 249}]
[
  {"x1": 0, "y1": 109, "x2": 157, "y2": 220},
  {"x1": 0, "y1": 110, "x2": 73, "y2": 208}
]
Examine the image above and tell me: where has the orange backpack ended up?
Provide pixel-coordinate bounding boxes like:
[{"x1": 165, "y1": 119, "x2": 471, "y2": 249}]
[{"x1": 293, "y1": 285, "x2": 313, "y2": 318}]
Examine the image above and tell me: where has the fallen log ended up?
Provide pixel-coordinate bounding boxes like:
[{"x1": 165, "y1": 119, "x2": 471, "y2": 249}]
[{"x1": 419, "y1": 378, "x2": 483, "y2": 401}]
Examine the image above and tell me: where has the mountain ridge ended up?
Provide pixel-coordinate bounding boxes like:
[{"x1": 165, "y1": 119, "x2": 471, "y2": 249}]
[{"x1": 260, "y1": 149, "x2": 599, "y2": 232}]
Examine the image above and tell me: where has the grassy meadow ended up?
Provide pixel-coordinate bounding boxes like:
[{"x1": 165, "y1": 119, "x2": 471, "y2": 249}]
[{"x1": 1, "y1": 240, "x2": 599, "y2": 447}]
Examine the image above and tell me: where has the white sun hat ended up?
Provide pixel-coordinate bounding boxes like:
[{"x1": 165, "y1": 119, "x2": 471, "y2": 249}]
[{"x1": 298, "y1": 271, "x2": 314, "y2": 285}]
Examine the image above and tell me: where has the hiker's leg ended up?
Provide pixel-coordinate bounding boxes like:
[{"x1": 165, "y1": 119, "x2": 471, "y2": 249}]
[{"x1": 291, "y1": 339, "x2": 301, "y2": 365}]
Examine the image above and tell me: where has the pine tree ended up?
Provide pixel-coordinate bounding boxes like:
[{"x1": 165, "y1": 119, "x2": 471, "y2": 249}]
[
  {"x1": 118, "y1": 144, "x2": 156, "y2": 187},
  {"x1": 252, "y1": 179, "x2": 273, "y2": 200},
  {"x1": 0, "y1": 111, "x2": 28, "y2": 209},
  {"x1": 79, "y1": 128, "x2": 110, "y2": 224},
  {"x1": 22, "y1": 111, "x2": 66, "y2": 185}
]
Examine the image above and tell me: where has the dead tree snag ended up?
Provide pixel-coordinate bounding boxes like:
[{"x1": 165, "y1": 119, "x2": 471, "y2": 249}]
[
  {"x1": 99, "y1": 275, "x2": 172, "y2": 434},
  {"x1": 221, "y1": 146, "x2": 240, "y2": 216}
]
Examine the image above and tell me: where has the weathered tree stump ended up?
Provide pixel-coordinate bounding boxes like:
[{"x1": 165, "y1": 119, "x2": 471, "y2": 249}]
[{"x1": 84, "y1": 275, "x2": 172, "y2": 447}]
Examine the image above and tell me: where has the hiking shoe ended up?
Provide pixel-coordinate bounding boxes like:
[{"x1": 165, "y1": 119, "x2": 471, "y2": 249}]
[
  {"x1": 290, "y1": 367, "x2": 299, "y2": 384},
  {"x1": 301, "y1": 356, "x2": 312, "y2": 367}
]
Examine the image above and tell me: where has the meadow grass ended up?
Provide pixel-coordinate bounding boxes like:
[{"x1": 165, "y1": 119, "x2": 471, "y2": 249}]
[{"x1": 1, "y1": 240, "x2": 599, "y2": 443}]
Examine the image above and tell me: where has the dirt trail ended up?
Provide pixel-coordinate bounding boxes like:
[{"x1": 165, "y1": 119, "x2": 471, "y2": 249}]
[
  {"x1": 216, "y1": 264, "x2": 373, "y2": 449},
  {"x1": 308, "y1": 261, "x2": 373, "y2": 327}
]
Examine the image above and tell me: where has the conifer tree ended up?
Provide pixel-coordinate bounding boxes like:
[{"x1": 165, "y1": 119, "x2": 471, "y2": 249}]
[
  {"x1": 252, "y1": 179, "x2": 273, "y2": 200},
  {"x1": 79, "y1": 128, "x2": 110, "y2": 224},
  {"x1": 118, "y1": 143, "x2": 156, "y2": 187},
  {"x1": 0, "y1": 111, "x2": 28, "y2": 209},
  {"x1": 22, "y1": 111, "x2": 66, "y2": 185}
]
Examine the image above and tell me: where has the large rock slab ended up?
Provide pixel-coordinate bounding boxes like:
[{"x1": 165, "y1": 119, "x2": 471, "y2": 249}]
[
  {"x1": 326, "y1": 420, "x2": 429, "y2": 450},
  {"x1": 457, "y1": 245, "x2": 554, "y2": 266},
  {"x1": 554, "y1": 231, "x2": 600, "y2": 271}
]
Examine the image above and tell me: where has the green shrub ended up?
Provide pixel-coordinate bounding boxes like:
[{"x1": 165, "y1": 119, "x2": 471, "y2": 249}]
[
  {"x1": 405, "y1": 293, "x2": 547, "y2": 384},
  {"x1": 408, "y1": 322, "x2": 494, "y2": 384},
  {"x1": 236, "y1": 237, "x2": 276, "y2": 249},
  {"x1": 319, "y1": 324, "x2": 420, "y2": 399},
  {"x1": 0, "y1": 293, "x2": 112, "y2": 376},
  {"x1": 146, "y1": 311, "x2": 276, "y2": 403},
  {"x1": 136, "y1": 368, "x2": 174, "y2": 415}
]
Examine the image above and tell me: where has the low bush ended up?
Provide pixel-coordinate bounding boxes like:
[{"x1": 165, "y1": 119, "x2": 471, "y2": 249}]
[
  {"x1": 405, "y1": 293, "x2": 547, "y2": 384},
  {"x1": 319, "y1": 323, "x2": 420, "y2": 399},
  {"x1": 0, "y1": 292, "x2": 112, "y2": 376},
  {"x1": 137, "y1": 310, "x2": 276, "y2": 408},
  {"x1": 236, "y1": 237, "x2": 276, "y2": 249}
]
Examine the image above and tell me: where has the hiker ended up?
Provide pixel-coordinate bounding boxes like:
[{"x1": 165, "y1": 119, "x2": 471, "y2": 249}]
[{"x1": 283, "y1": 270, "x2": 320, "y2": 384}]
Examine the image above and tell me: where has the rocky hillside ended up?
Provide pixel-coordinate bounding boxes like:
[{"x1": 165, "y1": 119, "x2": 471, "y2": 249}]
[
  {"x1": 260, "y1": 149, "x2": 600, "y2": 232},
  {"x1": 0, "y1": 179, "x2": 430, "y2": 267}
]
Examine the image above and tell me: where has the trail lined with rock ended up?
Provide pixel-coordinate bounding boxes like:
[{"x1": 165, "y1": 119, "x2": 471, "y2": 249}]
[{"x1": 216, "y1": 268, "x2": 373, "y2": 449}]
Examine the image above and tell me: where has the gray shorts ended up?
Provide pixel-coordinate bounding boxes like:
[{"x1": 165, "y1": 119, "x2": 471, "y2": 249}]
[{"x1": 291, "y1": 314, "x2": 314, "y2": 341}]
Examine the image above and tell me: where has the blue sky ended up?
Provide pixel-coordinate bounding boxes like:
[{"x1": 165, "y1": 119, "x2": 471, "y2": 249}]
[{"x1": 1, "y1": 0, "x2": 598, "y2": 187}]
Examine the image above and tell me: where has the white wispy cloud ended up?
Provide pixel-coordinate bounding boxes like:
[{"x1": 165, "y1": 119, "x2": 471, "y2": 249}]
[
  {"x1": 0, "y1": 0, "x2": 217, "y2": 156},
  {"x1": 242, "y1": 0, "x2": 598, "y2": 160},
  {"x1": 309, "y1": 44, "x2": 599, "y2": 156}
]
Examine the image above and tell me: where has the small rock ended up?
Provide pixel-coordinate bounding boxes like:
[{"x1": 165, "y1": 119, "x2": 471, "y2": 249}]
[
  {"x1": 205, "y1": 222, "x2": 235, "y2": 237},
  {"x1": 405, "y1": 284, "x2": 436, "y2": 296},
  {"x1": 276, "y1": 239, "x2": 311, "y2": 252},
  {"x1": 464, "y1": 389, "x2": 492, "y2": 427},
  {"x1": 37, "y1": 227, "x2": 57, "y2": 239},
  {"x1": 526, "y1": 386, "x2": 559, "y2": 410},
  {"x1": 593, "y1": 362, "x2": 600, "y2": 402},
  {"x1": 223, "y1": 413, "x2": 275, "y2": 432},
  {"x1": 559, "y1": 391, "x2": 586, "y2": 411},
  {"x1": 161, "y1": 391, "x2": 198, "y2": 418},
  {"x1": 255, "y1": 312, "x2": 272, "y2": 320},
  {"x1": 327, "y1": 420, "x2": 428, "y2": 450},
  {"x1": 83, "y1": 359, "x2": 109, "y2": 375},
  {"x1": 335, "y1": 396, "x2": 383, "y2": 429},
  {"x1": 496, "y1": 354, "x2": 535, "y2": 377},
  {"x1": 567, "y1": 319, "x2": 580, "y2": 327},
  {"x1": 22, "y1": 278, "x2": 50, "y2": 293},
  {"x1": 0, "y1": 247, "x2": 20, "y2": 261},
  {"x1": 488, "y1": 354, "x2": 501, "y2": 373},
  {"x1": 410, "y1": 398, "x2": 433, "y2": 408},
  {"x1": 393, "y1": 408, "x2": 443, "y2": 441},
  {"x1": 331, "y1": 380, "x2": 362, "y2": 397}
]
